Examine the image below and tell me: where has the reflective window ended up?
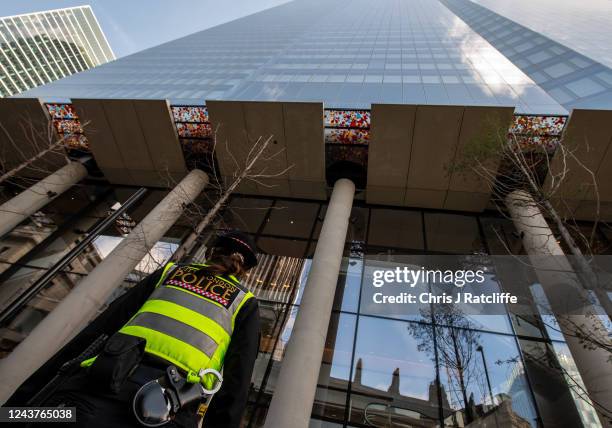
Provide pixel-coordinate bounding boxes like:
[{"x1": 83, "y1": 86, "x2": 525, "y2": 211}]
[
  {"x1": 350, "y1": 316, "x2": 440, "y2": 426},
  {"x1": 435, "y1": 329, "x2": 538, "y2": 427},
  {"x1": 425, "y1": 213, "x2": 483, "y2": 254},
  {"x1": 369, "y1": 209, "x2": 424, "y2": 250},
  {"x1": 257, "y1": 236, "x2": 308, "y2": 258},
  {"x1": 222, "y1": 197, "x2": 272, "y2": 233},
  {"x1": 262, "y1": 201, "x2": 319, "y2": 238}
]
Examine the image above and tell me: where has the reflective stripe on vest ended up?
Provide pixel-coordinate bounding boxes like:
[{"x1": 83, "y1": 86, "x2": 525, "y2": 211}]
[{"x1": 118, "y1": 262, "x2": 254, "y2": 389}]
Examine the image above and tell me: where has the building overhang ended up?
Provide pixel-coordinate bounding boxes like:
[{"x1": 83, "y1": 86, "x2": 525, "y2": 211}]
[
  {"x1": 3, "y1": 97, "x2": 612, "y2": 221},
  {"x1": 0, "y1": 98, "x2": 66, "y2": 179},
  {"x1": 71, "y1": 99, "x2": 188, "y2": 187},
  {"x1": 205, "y1": 100, "x2": 327, "y2": 200},
  {"x1": 366, "y1": 104, "x2": 514, "y2": 211},
  {"x1": 545, "y1": 109, "x2": 612, "y2": 221}
]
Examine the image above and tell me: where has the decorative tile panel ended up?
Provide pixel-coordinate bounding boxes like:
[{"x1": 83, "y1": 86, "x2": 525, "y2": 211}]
[
  {"x1": 45, "y1": 103, "x2": 89, "y2": 150},
  {"x1": 510, "y1": 114, "x2": 567, "y2": 152}
]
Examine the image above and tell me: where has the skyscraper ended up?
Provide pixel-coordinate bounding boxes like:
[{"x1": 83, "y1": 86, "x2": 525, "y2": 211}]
[
  {"x1": 0, "y1": 6, "x2": 115, "y2": 97},
  {"x1": 17, "y1": 0, "x2": 612, "y2": 114},
  {"x1": 2, "y1": 1, "x2": 612, "y2": 427}
]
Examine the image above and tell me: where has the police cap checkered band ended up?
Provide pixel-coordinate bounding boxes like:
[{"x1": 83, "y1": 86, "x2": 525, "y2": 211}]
[{"x1": 214, "y1": 230, "x2": 258, "y2": 268}]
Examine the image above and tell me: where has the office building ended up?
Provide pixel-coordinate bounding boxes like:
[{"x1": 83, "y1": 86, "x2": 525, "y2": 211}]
[
  {"x1": 0, "y1": 6, "x2": 115, "y2": 97},
  {"x1": 1, "y1": 1, "x2": 612, "y2": 427}
]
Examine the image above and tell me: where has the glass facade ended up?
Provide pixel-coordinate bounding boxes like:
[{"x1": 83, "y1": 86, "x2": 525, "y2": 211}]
[
  {"x1": 440, "y1": 0, "x2": 612, "y2": 110},
  {"x1": 1, "y1": 180, "x2": 610, "y2": 426},
  {"x1": 470, "y1": 0, "x2": 612, "y2": 71},
  {"x1": 206, "y1": 195, "x2": 609, "y2": 427},
  {"x1": 17, "y1": 0, "x2": 580, "y2": 115},
  {"x1": 0, "y1": 6, "x2": 115, "y2": 97}
]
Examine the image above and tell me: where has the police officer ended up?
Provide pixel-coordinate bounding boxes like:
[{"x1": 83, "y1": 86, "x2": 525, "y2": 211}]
[{"x1": 9, "y1": 230, "x2": 261, "y2": 428}]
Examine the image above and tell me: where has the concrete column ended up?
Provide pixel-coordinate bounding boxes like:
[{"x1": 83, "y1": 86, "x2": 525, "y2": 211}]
[
  {"x1": 0, "y1": 169, "x2": 208, "y2": 404},
  {"x1": 0, "y1": 162, "x2": 88, "y2": 238},
  {"x1": 264, "y1": 178, "x2": 355, "y2": 428},
  {"x1": 505, "y1": 189, "x2": 612, "y2": 426}
]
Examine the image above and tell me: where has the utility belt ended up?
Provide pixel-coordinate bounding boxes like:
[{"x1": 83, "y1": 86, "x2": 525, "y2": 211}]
[{"x1": 87, "y1": 332, "x2": 223, "y2": 427}]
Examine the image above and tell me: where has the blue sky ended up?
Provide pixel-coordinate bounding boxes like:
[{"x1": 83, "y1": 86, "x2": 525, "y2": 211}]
[{"x1": 0, "y1": 0, "x2": 290, "y2": 58}]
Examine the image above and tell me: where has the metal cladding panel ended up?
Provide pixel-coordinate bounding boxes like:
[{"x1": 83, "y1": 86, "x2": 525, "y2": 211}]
[
  {"x1": 132, "y1": 100, "x2": 187, "y2": 179},
  {"x1": 366, "y1": 104, "x2": 511, "y2": 211},
  {"x1": 368, "y1": 104, "x2": 416, "y2": 187},
  {"x1": 444, "y1": 106, "x2": 514, "y2": 211},
  {"x1": 283, "y1": 102, "x2": 325, "y2": 199},
  {"x1": 102, "y1": 100, "x2": 157, "y2": 183},
  {"x1": 283, "y1": 103, "x2": 324, "y2": 181},
  {"x1": 73, "y1": 99, "x2": 186, "y2": 187},
  {"x1": 402, "y1": 105, "x2": 464, "y2": 209},
  {"x1": 205, "y1": 100, "x2": 257, "y2": 194},
  {"x1": 242, "y1": 101, "x2": 290, "y2": 196},
  {"x1": 0, "y1": 98, "x2": 66, "y2": 178},
  {"x1": 72, "y1": 99, "x2": 133, "y2": 185},
  {"x1": 206, "y1": 100, "x2": 325, "y2": 199},
  {"x1": 404, "y1": 188, "x2": 447, "y2": 209},
  {"x1": 366, "y1": 104, "x2": 416, "y2": 205},
  {"x1": 407, "y1": 105, "x2": 464, "y2": 192},
  {"x1": 545, "y1": 109, "x2": 612, "y2": 220}
]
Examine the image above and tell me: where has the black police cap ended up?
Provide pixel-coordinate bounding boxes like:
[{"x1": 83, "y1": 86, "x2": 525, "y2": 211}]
[{"x1": 213, "y1": 230, "x2": 258, "y2": 269}]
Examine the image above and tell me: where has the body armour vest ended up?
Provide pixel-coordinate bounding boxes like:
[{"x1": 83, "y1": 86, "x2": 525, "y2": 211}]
[{"x1": 118, "y1": 262, "x2": 254, "y2": 389}]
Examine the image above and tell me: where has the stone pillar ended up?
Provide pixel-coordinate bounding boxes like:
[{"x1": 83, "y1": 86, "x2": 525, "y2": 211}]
[
  {"x1": 505, "y1": 189, "x2": 611, "y2": 426},
  {"x1": 264, "y1": 178, "x2": 355, "y2": 428},
  {"x1": 0, "y1": 169, "x2": 208, "y2": 404},
  {"x1": 0, "y1": 162, "x2": 88, "y2": 238}
]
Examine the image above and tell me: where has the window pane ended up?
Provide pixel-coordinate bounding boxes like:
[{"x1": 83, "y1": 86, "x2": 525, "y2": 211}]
[
  {"x1": 519, "y1": 339, "x2": 585, "y2": 427},
  {"x1": 435, "y1": 329, "x2": 539, "y2": 427},
  {"x1": 313, "y1": 206, "x2": 368, "y2": 243},
  {"x1": 245, "y1": 253, "x2": 307, "y2": 304},
  {"x1": 349, "y1": 316, "x2": 440, "y2": 426},
  {"x1": 337, "y1": 255, "x2": 363, "y2": 313},
  {"x1": 222, "y1": 197, "x2": 271, "y2": 233},
  {"x1": 262, "y1": 309, "x2": 355, "y2": 413},
  {"x1": 425, "y1": 213, "x2": 483, "y2": 254},
  {"x1": 262, "y1": 200, "x2": 319, "y2": 238},
  {"x1": 257, "y1": 236, "x2": 308, "y2": 258},
  {"x1": 368, "y1": 209, "x2": 424, "y2": 250},
  {"x1": 313, "y1": 313, "x2": 356, "y2": 423},
  {"x1": 480, "y1": 216, "x2": 523, "y2": 255}
]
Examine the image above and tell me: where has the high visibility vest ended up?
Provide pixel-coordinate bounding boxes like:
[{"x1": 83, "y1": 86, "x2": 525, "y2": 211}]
[{"x1": 115, "y1": 262, "x2": 253, "y2": 390}]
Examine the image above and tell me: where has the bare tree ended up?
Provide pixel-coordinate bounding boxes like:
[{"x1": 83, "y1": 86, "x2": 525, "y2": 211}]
[
  {"x1": 169, "y1": 126, "x2": 293, "y2": 263},
  {"x1": 451, "y1": 115, "x2": 611, "y2": 314},
  {"x1": 449, "y1": 116, "x2": 612, "y2": 422},
  {"x1": 408, "y1": 304, "x2": 482, "y2": 424}
]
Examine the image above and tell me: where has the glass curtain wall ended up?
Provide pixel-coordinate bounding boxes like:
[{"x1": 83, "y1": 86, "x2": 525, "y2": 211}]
[{"x1": 225, "y1": 195, "x2": 607, "y2": 428}]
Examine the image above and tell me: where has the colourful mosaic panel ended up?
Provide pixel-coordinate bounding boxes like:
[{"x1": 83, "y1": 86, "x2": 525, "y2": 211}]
[
  {"x1": 171, "y1": 106, "x2": 209, "y2": 123},
  {"x1": 325, "y1": 128, "x2": 370, "y2": 145},
  {"x1": 45, "y1": 103, "x2": 89, "y2": 151},
  {"x1": 324, "y1": 109, "x2": 370, "y2": 129},
  {"x1": 512, "y1": 135, "x2": 561, "y2": 153},
  {"x1": 175, "y1": 122, "x2": 213, "y2": 139},
  {"x1": 324, "y1": 109, "x2": 371, "y2": 146},
  {"x1": 509, "y1": 114, "x2": 567, "y2": 153},
  {"x1": 62, "y1": 134, "x2": 89, "y2": 149},
  {"x1": 53, "y1": 119, "x2": 83, "y2": 134},
  {"x1": 46, "y1": 103, "x2": 78, "y2": 120},
  {"x1": 510, "y1": 115, "x2": 566, "y2": 136}
]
